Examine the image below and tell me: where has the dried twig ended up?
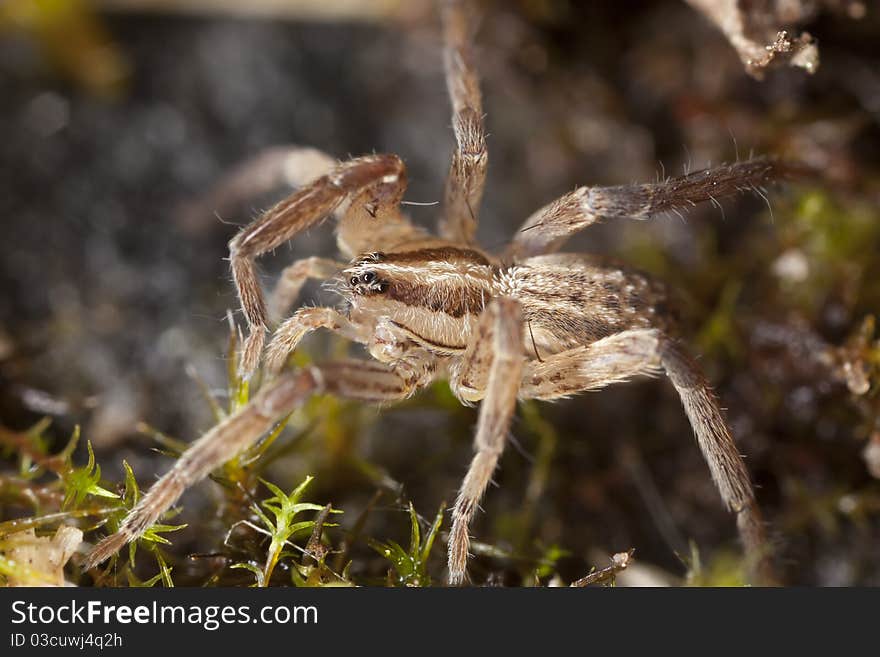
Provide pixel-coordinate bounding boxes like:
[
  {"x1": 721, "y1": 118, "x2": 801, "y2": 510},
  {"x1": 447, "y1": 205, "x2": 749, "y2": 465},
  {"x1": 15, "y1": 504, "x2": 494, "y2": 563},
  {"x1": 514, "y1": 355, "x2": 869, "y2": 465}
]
[
  {"x1": 571, "y1": 550, "x2": 635, "y2": 587},
  {"x1": 685, "y1": 0, "x2": 824, "y2": 78}
]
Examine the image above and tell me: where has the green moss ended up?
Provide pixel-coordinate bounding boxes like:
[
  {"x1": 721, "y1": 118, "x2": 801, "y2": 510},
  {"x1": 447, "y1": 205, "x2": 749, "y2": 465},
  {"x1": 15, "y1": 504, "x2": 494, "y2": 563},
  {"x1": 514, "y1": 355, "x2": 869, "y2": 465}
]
[{"x1": 370, "y1": 501, "x2": 445, "y2": 587}]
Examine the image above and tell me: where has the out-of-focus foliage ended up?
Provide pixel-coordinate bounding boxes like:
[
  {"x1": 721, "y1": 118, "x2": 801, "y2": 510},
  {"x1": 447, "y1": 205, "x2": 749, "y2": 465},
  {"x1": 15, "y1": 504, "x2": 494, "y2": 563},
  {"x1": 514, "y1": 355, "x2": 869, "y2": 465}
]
[{"x1": 0, "y1": 0, "x2": 129, "y2": 96}]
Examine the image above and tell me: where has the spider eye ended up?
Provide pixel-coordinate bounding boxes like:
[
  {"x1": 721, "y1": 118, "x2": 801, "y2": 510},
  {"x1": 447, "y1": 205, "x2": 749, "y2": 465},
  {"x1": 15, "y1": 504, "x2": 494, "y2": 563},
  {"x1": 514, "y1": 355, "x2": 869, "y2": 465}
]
[
  {"x1": 349, "y1": 276, "x2": 359, "y2": 286},
  {"x1": 361, "y1": 271, "x2": 375, "y2": 284}
]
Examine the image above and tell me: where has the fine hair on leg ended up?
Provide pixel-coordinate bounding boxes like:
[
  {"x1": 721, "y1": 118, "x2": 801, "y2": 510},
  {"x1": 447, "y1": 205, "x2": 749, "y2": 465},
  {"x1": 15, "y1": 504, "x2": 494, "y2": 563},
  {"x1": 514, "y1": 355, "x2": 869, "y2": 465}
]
[
  {"x1": 227, "y1": 154, "x2": 413, "y2": 379},
  {"x1": 438, "y1": 0, "x2": 487, "y2": 244},
  {"x1": 448, "y1": 297, "x2": 524, "y2": 584},
  {"x1": 508, "y1": 159, "x2": 783, "y2": 258}
]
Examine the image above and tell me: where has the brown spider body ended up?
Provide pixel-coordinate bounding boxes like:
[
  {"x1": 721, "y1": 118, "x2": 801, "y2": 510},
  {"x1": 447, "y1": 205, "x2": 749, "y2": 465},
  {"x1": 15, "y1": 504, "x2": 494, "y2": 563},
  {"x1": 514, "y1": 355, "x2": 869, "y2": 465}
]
[
  {"x1": 342, "y1": 246, "x2": 672, "y2": 395},
  {"x1": 346, "y1": 246, "x2": 494, "y2": 357},
  {"x1": 84, "y1": 0, "x2": 787, "y2": 585}
]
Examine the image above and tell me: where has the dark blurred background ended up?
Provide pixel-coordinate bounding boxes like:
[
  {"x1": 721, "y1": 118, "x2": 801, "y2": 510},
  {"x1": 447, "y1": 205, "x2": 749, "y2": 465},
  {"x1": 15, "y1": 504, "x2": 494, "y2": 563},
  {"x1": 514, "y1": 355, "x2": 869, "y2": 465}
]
[{"x1": 1, "y1": 0, "x2": 879, "y2": 585}]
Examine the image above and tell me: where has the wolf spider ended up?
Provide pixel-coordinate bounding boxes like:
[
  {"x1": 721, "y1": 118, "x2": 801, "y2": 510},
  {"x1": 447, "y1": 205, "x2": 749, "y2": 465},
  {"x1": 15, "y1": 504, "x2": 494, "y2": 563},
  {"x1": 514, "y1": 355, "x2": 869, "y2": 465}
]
[{"x1": 86, "y1": 0, "x2": 782, "y2": 584}]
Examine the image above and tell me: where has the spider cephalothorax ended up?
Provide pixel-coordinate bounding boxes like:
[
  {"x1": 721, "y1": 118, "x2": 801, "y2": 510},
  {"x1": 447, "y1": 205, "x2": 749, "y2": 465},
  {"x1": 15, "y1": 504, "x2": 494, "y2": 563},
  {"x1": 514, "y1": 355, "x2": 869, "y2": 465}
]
[{"x1": 85, "y1": 0, "x2": 785, "y2": 585}]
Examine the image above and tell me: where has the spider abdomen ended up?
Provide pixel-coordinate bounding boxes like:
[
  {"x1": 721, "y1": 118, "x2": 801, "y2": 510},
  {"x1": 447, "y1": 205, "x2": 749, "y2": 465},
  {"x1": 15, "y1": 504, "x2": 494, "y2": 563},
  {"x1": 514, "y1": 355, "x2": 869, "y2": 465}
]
[{"x1": 498, "y1": 254, "x2": 670, "y2": 355}]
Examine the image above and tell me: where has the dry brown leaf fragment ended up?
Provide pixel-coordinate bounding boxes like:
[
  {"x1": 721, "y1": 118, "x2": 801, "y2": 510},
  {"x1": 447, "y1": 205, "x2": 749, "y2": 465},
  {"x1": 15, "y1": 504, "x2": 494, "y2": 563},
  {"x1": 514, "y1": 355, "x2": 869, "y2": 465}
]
[
  {"x1": 833, "y1": 315, "x2": 878, "y2": 396},
  {"x1": 685, "y1": 0, "x2": 821, "y2": 77}
]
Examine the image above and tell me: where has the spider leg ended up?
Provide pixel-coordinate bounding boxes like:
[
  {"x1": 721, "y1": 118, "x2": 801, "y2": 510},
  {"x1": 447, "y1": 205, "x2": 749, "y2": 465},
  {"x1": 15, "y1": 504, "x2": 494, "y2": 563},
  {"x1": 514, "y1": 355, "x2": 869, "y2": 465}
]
[
  {"x1": 520, "y1": 329, "x2": 664, "y2": 399},
  {"x1": 659, "y1": 340, "x2": 774, "y2": 585},
  {"x1": 438, "y1": 0, "x2": 487, "y2": 245},
  {"x1": 264, "y1": 306, "x2": 370, "y2": 376},
  {"x1": 179, "y1": 145, "x2": 341, "y2": 234},
  {"x1": 448, "y1": 298, "x2": 524, "y2": 585},
  {"x1": 519, "y1": 329, "x2": 774, "y2": 585},
  {"x1": 82, "y1": 368, "x2": 321, "y2": 571},
  {"x1": 82, "y1": 355, "x2": 437, "y2": 571},
  {"x1": 319, "y1": 353, "x2": 437, "y2": 402},
  {"x1": 507, "y1": 158, "x2": 782, "y2": 259},
  {"x1": 448, "y1": 304, "x2": 495, "y2": 402},
  {"x1": 268, "y1": 257, "x2": 346, "y2": 323},
  {"x1": 228, "y1": 153, "x2": 420, "y2": 379}
]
